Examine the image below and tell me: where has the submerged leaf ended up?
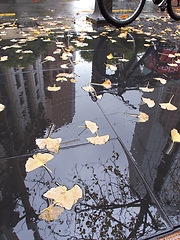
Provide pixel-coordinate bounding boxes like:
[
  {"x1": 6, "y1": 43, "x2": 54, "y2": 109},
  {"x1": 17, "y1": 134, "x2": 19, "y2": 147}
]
[
  {"x1": 44, "y1": 185, "x2": 83, "y2": 210},
  {"x1": 86, "y1": 135, "x2": 110, "y2": 145},
  {"x1": 36, "y1": 137, "x2": 62, "y2": 153},
  {"x1": 85, "y1": 120, "x2": 98, "y2": 134},
  {"x1": 25, "y1": 153, "x2": 54, "y2": 172},
  {"x1": 39, "y1": 206, "x2": 64, "y2": 221}
]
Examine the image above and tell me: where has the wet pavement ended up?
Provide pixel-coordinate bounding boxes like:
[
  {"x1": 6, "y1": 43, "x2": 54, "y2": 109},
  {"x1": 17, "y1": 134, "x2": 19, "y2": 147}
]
[{"x1": 0, "y1": 0, "x2": 180, "y2": 239}]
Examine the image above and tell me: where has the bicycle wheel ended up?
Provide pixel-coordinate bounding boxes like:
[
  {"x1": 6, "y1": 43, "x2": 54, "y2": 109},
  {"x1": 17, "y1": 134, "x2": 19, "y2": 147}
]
[
  {"x1": 97, "y1": 0, "x2": 146, "y2": 27},
  {"x1": 167, "y1": 0, "x2": 180, "y2": 20}
]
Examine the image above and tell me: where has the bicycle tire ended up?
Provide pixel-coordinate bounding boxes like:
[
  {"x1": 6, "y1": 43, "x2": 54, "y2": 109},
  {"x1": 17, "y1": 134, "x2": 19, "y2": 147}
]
[
  {"x1": 97, "y1": 0, "x2": 146, "y2": 27},
  {"x1": 167, "y1": 0, "x2": 180, "y2": 20}
]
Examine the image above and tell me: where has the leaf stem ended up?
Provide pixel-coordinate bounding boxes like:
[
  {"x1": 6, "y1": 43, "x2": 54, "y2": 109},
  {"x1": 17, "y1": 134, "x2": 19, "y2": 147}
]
[{"x1": 169, "y1": 94, "x2": 174, "y2": 103}]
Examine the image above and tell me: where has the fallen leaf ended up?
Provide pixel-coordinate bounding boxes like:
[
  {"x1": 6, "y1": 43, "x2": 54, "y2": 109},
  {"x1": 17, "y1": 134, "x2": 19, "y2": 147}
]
[
  {"x1": 106, "y1": 64, "x2": 117, "y2": 71},
  {"x1": 0, "y1": 103, "x2": 5, "y2": 112},
  {"x1": 142, "y1": 97, "x2": 155, "y2": 108},
  {"x1": 44, "y1": 185, "x2": 83, "y2": 210},
  {"x1": 175, "y1": 59, "x2": 180, "y2": 64},
  {"x1": 44, "y1": 56, "x2": 56, "y2": 62},
  {"x1": 102, "y1": 80, "x2": 112, "y2": 89},
  {"x1": 167, "y1": 63, "x2": 178, "y2": 67},
  {"x1": 25, "y1": 153, "x2": 54, "y2": 172},
  {"x1": 139, "y1": 112, "x2": 149, "y2": 122},
  {"x1": 47, "y1": 85, "x2": 61, "y2": 92},
  {"x1": 159, "y1": 95, "x2": 177, "y2": 111},
  {"x1": 82, "y1": 85, "x2": 95, "y2": 92},
  {"x1": 61, "y1": 64, "x2": 68, "y2": 69},
  {"x1": 53, "y1": 49, "x2": 61, "y2": 54},
  {"x1": 36, "y1": 137, "x2": 62, "y2": 153},
  {"x1": 39, "y1": 206, "x2": 64, "y2": 221},
  {"x1": 107, "y1": 53, "x2": 113, "y2": 60},
  {"x1": 0, "y1": 56, "x2": 8, "y2": 61},
  {"x1": 56, "y1": 77, "x2": 67, "y2": 82},
  {"x1": 85, "y1": 120, "x2": 98, "y2": 134},
  {"x1": 154, "y1": 77, "x2": 167, "y2": 84},
  {"x1": 86, "y1": 134, "x2": 110, "y2": 145},
  {"x1": 139, "y1": 82, "x2": 154, "y2": 92},
  {"x1": 167, "y1": 128, "x2": 180, "y2": 154},
  {"x1": 56, "y1": 73, "x2": 76, "y2": 78}
]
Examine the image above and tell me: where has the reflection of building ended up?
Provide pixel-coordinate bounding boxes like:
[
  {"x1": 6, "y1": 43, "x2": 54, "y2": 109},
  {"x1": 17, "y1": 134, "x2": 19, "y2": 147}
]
[
  {"x1": 42, "y1": 39, "x2": 75, "y2": 129},
  {"x1": 0, "y1": 57, "x2": 46, "y2": 157},
  {"x1": 130, "y1": 84, "x2": 180, "y2": 225}
]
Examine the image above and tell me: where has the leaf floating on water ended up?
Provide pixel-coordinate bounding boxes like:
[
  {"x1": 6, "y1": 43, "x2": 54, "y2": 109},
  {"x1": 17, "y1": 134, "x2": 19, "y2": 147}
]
[
  {"x1": 36, "y1": 137, "x2": 62, "y2": 153},
  {"x1": 25, "y1": 153, "x2": 54, "y2": 172},
  {"x1": 167, "y1": 128, "x2": 180, "y2": 154},
  {"x1": 175, "y1": 59, "x2": 180, "y2": 64},
  {"x1": 56, "y1": 73, "x2": 76, "y2": 78},
  {"x1": 125, "y1": 112, "x2": 149, "y2": 122},
  {"x1": 0, "y1": 103, "x2": 5, "y2": 112},
  {"x1": 82, "y1": 85, "x2": 95, "y2": 92},
  {"x1": 159, "y1": 95, "x2": 177, "y2": 111},
  {"x1": 139, "y1": 82, "x2": 154, "y2": 92},
  {"x1": 47, "y1": 85, "x2": 61, "y2": 92},
  {"x1": 154, "y1": 77, "x2": 167, "y2": 85},
  {"x1": 39, "y1": 206, "x2": 64, "y2": 221},
  {"x1": 167, "y1": 63, "x2": 178, "y2": 67},
  {"x1": 61, "y1": 64, "x2": 68, "y2": 69},
  {"x1": 44, "y1": 185, "x2": 83, "y2": 210},
  {"x1": 102, "y1": 80, "x2": 112, "y2": 89},
  {"x1": 106, "y1": 64, "x2": 117, "y2": 71},
  {"x1": 86, "y1": 134, "x2": 110, "y2": 145},
  {"x1": 85, "y1": 120, "x2": 98, "y2": 134},
  {"x1": 142, "y1": 97, "x2": 155, "y2": 108},
  {"x1": 56, "y1": 77, "x2": 67, "y2": 82},
  {"x1": 107, "y1": 53, "x2": 113, "y2": 60},
  {"x1": 0, "y1": 56, "x2": 8, "y2": 61},
  {"x1": 139, "y1": 112, "x2": 149, "y2": 122},
  {"x1": 44, "y1": 56, "x2": 56, "y2": 62}
]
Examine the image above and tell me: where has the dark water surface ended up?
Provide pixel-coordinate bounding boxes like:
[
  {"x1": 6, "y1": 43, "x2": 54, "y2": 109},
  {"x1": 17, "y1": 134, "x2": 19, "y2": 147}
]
[{"x1": 0, "y1": 2, "x2": 180, "y2": 239}]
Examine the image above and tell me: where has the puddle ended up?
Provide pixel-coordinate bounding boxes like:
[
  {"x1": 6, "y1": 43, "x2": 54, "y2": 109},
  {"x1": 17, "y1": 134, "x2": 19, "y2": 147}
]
[{"x1": 0, "y1": 14, "x2": 180, "y2": 240}]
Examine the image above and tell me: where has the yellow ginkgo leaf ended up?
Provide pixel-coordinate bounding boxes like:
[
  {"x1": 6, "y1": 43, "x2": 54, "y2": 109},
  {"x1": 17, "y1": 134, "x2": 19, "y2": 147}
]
[
  {"x1": 106, "y1": 64, "x2": 117, "y2": 71},
  {"x1": 36, "y1": 137, "x2": 62, "y2": 153},
  {"x1": 118, "y1": 57, "x2": 129, "y2": 62},
  {"x1": 167, "y1": 63, "x2": 178, "y2": 67},
  {"x1": 85, "y1": 120, "x2": 98, "y2": 134},
  {"x1": 175, "y1": 59, "x2": 180, "y2": 64},
  {"x1": 44, "y1": 185, "x2": 83, "y2": 210},
  {"x1": 118, "y1": 32, "x2": 127, "y2": 38},
  {"x1": 0, "y1": 56, "x2": 8, "y2": 61},
  {"x1": 107, "y1": 53, "x2": 113, "y2": 60},
  {"x1": 53, "y1": 49, "x2": 61, "y2": 54},
  {"x1": 159, "y1": 95, "x2": 177, "y2": 111},
  {"x1": 125, "y1": 112, "x2": 149, "y2": 122},
  {"x1": 0, "y1": 103, "x2": 5, "y2": 112},
  {"x1": 44, "y1": 56, "x2": 56, "y2": 62},
  {"x1": 154, "y1": 77, "x2": 167, "y2": 85},
  {"x1": 102, "y1": 79, "x2": 112, "y2": 89},
  {"x1": 139, "y1": 112, "x2": 149, "y2": 122},
  {"x1": 142, "y1": 97, "x2": 155, "y2": 108},
  {"x1": 47, "y1": 85, "x2": 61, "y2": 92},
  {"x1": 61, "y1": 64, "x2": 68, "y2": 69},
  {"x1": 171, "y1": 128, "x2": 180, "y2": 143},
  {"x1": 56, "y1": 73, "x2": 76, "y2": 78},
  {"x1": 82, "y1": 85, "x2": 95, "y2": 92},
  {"x1": 56, "y1": 77, "x2": 67, "y2": 82},
  {"x1": 39, "y1": 206, "x2": 64, "y2": 221},
  {"x1": 167, "y1": 128, "x2": 180, "y2": 154},
  {"x1": 86, "y1": 134, "x2": 110, "y2": 145},
  {"x1": 139, "y1": 82, "x2": 154, "y2": 92},
  {"x1": 25, "y1": 153, "x2": 54, "y2": 172}
]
